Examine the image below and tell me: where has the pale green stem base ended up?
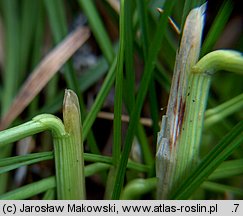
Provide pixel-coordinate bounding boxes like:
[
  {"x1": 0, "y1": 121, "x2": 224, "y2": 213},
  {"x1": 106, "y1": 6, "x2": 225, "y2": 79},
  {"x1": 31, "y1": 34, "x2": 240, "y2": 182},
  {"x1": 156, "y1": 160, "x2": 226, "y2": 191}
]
[{"x1": 170, "y1": 73, "x2": 211, "y2": 192}]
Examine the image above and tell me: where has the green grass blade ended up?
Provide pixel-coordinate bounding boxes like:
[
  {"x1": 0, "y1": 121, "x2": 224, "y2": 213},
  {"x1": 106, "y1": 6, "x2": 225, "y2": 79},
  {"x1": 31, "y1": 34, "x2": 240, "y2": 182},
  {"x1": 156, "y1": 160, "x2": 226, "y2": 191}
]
[
  {"x1": 171, "y1": 121, "x2": 243, "y2": 199},
  {"x1": 0, "y1": 116, "x2": 66, "y2": 141},
  {"x1": 201, "y1": 0, "x2": 233, "y2": 56},
  {"x1": 136, "y1": 0, "x2": 149, "y2": 58},
  {"x1": 0, "y1": 0, "x2": 20, "y2": 194},
  {"x1": 202, "y1": 181, "x2": 243, "y2": 197},
  {"x1": 84, "y1": 153, "x2": 149, "y2": 173},
  {"x1": 0, "y1": 176, "x2": 56, "y2": 200},
  {"x1": 113, "y1": 0, "x2": 125, "y2": 163},
  {"x1": 148, "y1": 81, "x2": 160, "y2": 144},
  {"x1": 205, "y1": 93, "x2": 243, "y2": 128},
  {"x1": 155, "y1": 61, "x2": 171, "y2": 92},
  {"x1": 208, "y1": 159, "x2": 243, "y2": 180},
  {"x1": 1, "y1": 0, "x2": 20, "y2": 115},
  {"x1": 193, "y1": 50, "x2": 243, "y2": 75},
  {"x1": 30, "y1": 1, "x2": 45, "y2": 68},
  {"x1": 123, "y1": 0, "x2": 153, "y2": 169},
  {"x1": 85, "y1": 163, "x2": 111, "y2": 177},
  {"x1": 27, "y1": 1, "x2": 45, "y2": 117},
  {"x1": 136, "y1": 125, "x2": 154, "y2": 170},
  {"x1": 121, "y1": 177, "x2": 157, "y2": 200},
  {"x1": 0, "y1": 155, "x2": 53, "y2": 175},
  {"x1": 78, "y1": 0, "x2": 114, "y2": 64},
  {"x1": 19, "y1": 0, "x2": 40, "y2": 80},
  {"x1": 0, "y1": 150, "x2": 149, "y2": 174},
  {"x1": 44, "y1": 0, "x2": 67, "y2": 40},
  {"x1": 124, "y1": 0, "x2": 135, "y2": 110},
  {"x1": 83, "y1": 58, "x2": 117, "y2": 140},
  {"x1": 105, "y1": 0, "x2": 128, "y2": 199},
  {"x1": 112, "y1": 0, "x2": 176, "y2": 199},
  {"x1": 42, "y1": 189, "x2": 56, "y2": 200},
  {"x1": 0, "y1": 152, "x2": 53, "y2": 167},
  {"x1": 137, "y1": 0, "x2": 159, "y2": 144}
]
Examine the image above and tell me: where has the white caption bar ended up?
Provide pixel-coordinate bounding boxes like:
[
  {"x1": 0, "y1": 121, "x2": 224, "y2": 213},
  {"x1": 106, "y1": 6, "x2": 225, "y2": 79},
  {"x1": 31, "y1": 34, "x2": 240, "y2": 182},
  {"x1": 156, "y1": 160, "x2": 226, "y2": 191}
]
[{"x1": 0, "y1": 200, "x2": 242, "y2": 216}]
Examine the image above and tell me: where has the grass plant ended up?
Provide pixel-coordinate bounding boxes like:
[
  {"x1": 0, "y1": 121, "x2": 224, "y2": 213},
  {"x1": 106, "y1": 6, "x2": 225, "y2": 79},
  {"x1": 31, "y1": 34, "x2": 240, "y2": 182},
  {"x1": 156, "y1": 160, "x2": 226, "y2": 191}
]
[{"x1": 0, "y1": 0, "x2": 242, "y2": 200}]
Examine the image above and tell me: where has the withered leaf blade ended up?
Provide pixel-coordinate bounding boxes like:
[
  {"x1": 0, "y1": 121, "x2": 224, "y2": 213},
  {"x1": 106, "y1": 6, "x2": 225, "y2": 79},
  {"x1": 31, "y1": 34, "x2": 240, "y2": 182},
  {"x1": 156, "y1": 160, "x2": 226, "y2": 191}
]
[
  {"x1": 0, "y1": 27, "x2": 90, "y2": 130},
  {"x1": 156, "y1": 4, "x2": 206, "y2": 199}
]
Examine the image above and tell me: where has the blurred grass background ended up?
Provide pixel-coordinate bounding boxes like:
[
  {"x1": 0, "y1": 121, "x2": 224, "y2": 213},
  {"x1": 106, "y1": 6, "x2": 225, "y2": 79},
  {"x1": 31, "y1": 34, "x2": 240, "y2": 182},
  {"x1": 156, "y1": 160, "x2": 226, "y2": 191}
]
[{"x1": 0, "y1": 0, "x2": 242, "y2": 199}]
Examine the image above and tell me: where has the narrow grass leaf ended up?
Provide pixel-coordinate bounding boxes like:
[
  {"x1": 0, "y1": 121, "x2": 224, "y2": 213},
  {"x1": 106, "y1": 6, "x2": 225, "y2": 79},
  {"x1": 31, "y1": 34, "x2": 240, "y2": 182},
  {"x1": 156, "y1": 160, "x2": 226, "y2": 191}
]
[
  {"x1": 113, "y1": 0, "x2": 125, "y2": 163},
  {"x1": 134, "y1": 1, "x2": 155, "y2": 168},
  {"x1": 0, "y1": 0, "x2": 20, "y2": 194},
  {"x1": 0, "y1": 176, "x2": 56, "y2": 200},
  {"x1": 83, "y1": 58, "x2": 117, "y2": 140},
  {"x1": 44, "y1": 0, "x2": 67, "y2": 41},
  {"x1": 137, "y1": 0, "x2": 160, "y2": 144},
  {"x1": 0, "y1": 151, "x2": 148, "y2": 174},
  {"x1": 85, "y1": 163, "x2": 111, "y2": 177},
  {"x1": 1, "y1": 0, "x2": 20, "y2": 115},
  {"x1": 205, "y1": 93, "x2": 243, "y2": 128},
  {"x1": 202, "y1": 181, "x2": 243, "y2": 197},
  {"x1": 0, "y1": 115, "x2": 63, "y2": 148},
  {"x1": 0, "y1": 155, "x2": 53, "y2": 175},
  {"x1": 172, "y1": 121, "x2": 243, "y2": 199},
  {"x1": 208, "y1": 159, "x2": 243, "y2": 180},
  {"x1": 19, "y1": 0, "x2": 40, "y2": 80},
  {"x1": 104, "y1": 0, "x2": 126, "y2": 199},
  {"x1": 112, "y1": 0, "x2": 176, "y2": 199},
  {"x1": 78, "y1": 0, "x2": 114, "y2": 64},
  {"x1": 121, "y1": 178, "x2": 157, "y2": 200},
  {"x1": 0, "y1": 152, "x2": 53, "y2": 167},
  {"x1": 201, "y1": 0, "x2": 233, "y2": 56},
  {"x1": 42, "y1": 189, "x2": 56, "y2": 200}
]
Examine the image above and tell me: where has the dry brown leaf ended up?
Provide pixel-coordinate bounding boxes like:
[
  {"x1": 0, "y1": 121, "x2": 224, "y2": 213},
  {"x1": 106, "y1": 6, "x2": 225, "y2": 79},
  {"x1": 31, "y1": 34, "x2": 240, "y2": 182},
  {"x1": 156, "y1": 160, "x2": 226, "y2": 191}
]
[{"x1": 0, "y1": 27, "x2": 90, "y2": 130}]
